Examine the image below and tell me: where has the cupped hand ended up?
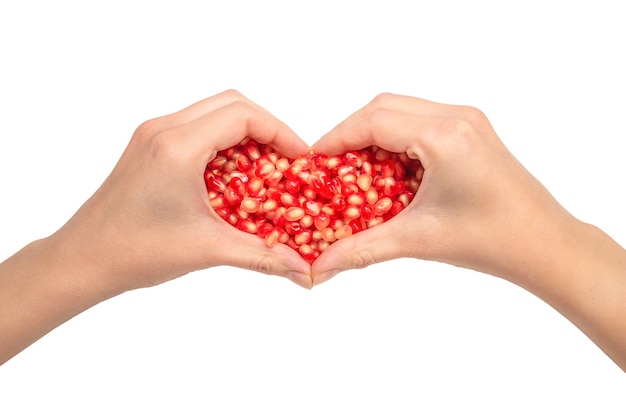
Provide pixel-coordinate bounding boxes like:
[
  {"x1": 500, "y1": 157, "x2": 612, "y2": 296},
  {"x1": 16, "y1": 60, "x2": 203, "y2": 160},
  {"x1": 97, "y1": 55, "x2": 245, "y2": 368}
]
[
  {"x1": 310, "y1": 93, "x2": 573, "y2": 285},
  {"x1": 51, "y1": 90, "x2": 313, "y2": 294}
]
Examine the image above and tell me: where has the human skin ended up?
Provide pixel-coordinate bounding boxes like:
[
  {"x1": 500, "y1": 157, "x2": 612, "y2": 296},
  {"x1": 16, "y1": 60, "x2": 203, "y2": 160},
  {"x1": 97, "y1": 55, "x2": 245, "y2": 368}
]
[
  {"x1": 1, "y1": 91, "x2": 625, "y2": 372},
  {"x1": 310, "y1": 93, "x2": 626, "y2": 371},
  {"x1": 0, "y1": 90, "x2": 311, "y2": 365}
]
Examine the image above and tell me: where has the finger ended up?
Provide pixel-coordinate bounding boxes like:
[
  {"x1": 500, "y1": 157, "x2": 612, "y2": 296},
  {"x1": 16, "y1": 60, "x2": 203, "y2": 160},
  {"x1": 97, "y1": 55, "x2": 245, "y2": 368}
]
[
  {"x1": 202, "y1": 223, "x2": 312, "y2": 288},
  {"x1": 142, "y1": 89, "x2": 263, "y2": 135},
  {"x1": 310, "y1": 211, "x2": 423, "y2": 286},
  {"x1": 165, "y1": 100, "x2": 310, "y2": 164},
  {"x1": 313, "y1": 109, "x2": 437, "y2": 168},
  {"x1": 320, "y1": 93, "x2": 484, "y2": 141}
]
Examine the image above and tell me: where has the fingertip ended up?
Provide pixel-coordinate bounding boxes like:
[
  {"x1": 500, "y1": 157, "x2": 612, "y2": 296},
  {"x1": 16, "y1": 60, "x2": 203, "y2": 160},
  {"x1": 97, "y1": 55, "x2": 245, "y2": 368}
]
[
  {"x1": 311, "y1": 268, "x2": 340, "y2": 287},
  {"x1": 287, "y1": 270, "x2": 314, "y2": 289}
]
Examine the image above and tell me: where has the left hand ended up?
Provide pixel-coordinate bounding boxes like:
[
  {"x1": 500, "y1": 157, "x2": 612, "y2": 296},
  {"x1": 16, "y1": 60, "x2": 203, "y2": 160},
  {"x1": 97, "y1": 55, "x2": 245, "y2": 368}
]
[{"x1": 50, "y1": 89, "x2": 313, "y2": 294}]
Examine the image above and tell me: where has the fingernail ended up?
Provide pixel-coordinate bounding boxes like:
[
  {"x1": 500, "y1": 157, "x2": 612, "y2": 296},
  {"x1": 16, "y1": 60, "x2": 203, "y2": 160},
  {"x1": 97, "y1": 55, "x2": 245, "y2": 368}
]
[
  {"x1": 287, "y1": 271, "x2": 313, "y2": 290},
  {"x1": 313, "y1": 269, "x2": 340, "y2": 287}
]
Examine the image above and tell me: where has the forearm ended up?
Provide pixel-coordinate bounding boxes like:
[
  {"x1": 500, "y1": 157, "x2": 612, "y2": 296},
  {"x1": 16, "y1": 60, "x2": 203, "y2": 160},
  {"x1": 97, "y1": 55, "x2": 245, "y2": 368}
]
[
  {"x1": 503, "y1": 216, "x2": 626, "y2": 371},
  {"x1": 0, "y1": 237, "x2": 113, "y2": 365}
]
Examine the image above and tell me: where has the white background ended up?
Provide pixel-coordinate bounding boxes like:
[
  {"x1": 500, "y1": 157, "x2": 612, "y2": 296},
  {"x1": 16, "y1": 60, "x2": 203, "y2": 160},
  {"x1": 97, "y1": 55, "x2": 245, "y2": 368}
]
[{"x1": 1, "y1": 1, "x2": 625, "y2": 416}]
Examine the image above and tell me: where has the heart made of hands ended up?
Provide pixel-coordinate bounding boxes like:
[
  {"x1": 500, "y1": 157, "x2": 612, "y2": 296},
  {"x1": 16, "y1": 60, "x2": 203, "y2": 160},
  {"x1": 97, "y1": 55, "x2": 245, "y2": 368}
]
[{"x1": 204, "y1": 139, "x2": 423, "y2": 262}]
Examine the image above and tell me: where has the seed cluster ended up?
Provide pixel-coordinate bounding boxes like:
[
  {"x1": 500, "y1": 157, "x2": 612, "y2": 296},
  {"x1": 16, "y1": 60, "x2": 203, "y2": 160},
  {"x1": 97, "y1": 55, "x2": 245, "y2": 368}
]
[{"x1": 204, "y1": 138, "x2": 423, "y2": 262}]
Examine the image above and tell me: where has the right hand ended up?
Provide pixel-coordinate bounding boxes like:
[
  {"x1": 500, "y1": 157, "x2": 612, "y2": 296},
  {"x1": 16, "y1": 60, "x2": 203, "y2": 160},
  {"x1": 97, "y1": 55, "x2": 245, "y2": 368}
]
[{"x1": 310, "y1": 93, "x2": 575, "y2": 285}]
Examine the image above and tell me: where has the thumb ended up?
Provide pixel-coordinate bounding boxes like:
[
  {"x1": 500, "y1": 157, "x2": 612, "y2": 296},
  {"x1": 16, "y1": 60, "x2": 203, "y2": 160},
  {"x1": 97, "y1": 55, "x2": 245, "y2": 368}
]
[
  {"x1": 204, "y1": 225, "x2": 313, "y2": 288},
  {"x1": 311, "y1": 214, "x2": 417, "y2": 286}
]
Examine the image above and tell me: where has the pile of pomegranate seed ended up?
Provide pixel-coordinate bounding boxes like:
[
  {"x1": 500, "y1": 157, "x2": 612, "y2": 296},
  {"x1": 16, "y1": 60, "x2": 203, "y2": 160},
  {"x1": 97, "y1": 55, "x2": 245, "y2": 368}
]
[{"x1": 204, "y1": 138, "x2": 423, "y2": 262}]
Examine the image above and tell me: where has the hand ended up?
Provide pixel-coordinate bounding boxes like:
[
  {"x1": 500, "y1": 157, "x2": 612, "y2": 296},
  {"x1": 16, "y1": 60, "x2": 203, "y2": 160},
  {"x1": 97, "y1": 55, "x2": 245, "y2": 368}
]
[
  {"x1": 56, "y1": 89, "x2": 313, "y2": 293},
  {"x1": 1, "y1": 90, "x2": 314, "y2": 365},
  {"x1": 311, "y1": 93, "x2": 571, "y2": 284},
  {"x1": 310, "y1": 93, "x2": 626, "y2": 371}
]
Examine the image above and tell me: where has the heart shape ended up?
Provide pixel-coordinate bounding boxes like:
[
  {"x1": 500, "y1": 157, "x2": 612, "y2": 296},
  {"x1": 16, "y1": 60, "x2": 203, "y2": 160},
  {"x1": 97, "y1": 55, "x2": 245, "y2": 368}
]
[{"x1": 204, "y1": 138, "x2": 423, "y2": 262}]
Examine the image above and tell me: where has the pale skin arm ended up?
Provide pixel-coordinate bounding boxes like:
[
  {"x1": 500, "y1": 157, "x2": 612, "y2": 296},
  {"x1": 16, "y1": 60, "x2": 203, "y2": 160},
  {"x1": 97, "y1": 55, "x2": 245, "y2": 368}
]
[
  {"x1": 311, "y1": 93, "x2": 626, "y2": 371},
  {"x1": 0, "y1": 90, "x2": 312, "y2": 365}
]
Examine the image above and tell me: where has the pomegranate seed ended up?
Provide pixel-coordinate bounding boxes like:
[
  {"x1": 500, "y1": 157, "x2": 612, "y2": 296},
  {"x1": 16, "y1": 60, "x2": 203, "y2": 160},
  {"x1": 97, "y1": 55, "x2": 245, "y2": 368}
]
[
  {"x1": 295, "y1": 230, "x2": 312, "y2": 245},
  {"x1": 257, "y1": 222, "x2": 273, "y2": 238},
  {"x1": 210, "y1": 195, "x2": 226, "y2": 209},
  {"x1": 237, "y1": 219, "x2": 257, "y2": 234},
  {"x1": 224, "y1": 188, "x2": 243, "y2": 206},
  {"x1": 246, "y1": 177, "x2": 264, "y2": 196},
  {"x1": 214, "y1": 207, "x2": 229, "y2": 221},
  {"x1": 321, "y1": 227, "x2": 337, "y2": 242},
  {"x1": 284, "y1": 207, "x2": 305, "y2": 222},
  {"x1": 344, "y1": 151, "x2": 362, "y2": 167},
  {"x1": 280, "y1": 192, "x2": 298, "y2": 208},
  {"x1": 255, "y1": 160, "x2": 275, "y2": 179},
  {"x1": 243, "y1": 141, "x2": 260, "y2": 160},
  {"x1": 314, "y1": 213, "x2": 330, "y2": 230},
  {"x1": 337, "y1": 165, "x2": 356, "y2": 177},
  {"x1": 204, "y1": 138, "x2": 422, "y2": 262},
  {"x1": 299, "y1": 244, "x2": 317, "y2": 262},
  {"x1": 347, "y1": 194, "x2": 364, "y2": 206},
  {"x1": 368, "y1": 217, "x2": 384, "y2": 228},
  {"x1": 303, "y1": 200, "x2": 322, "y2": 216},
  {"x1": 275, "y1": 157, "x2": 290, "y2": 172},
  {"x1": 261, "y1": 199, "x2": 278, "y2": 213},
  {"x1": 365, "y1": 188, "x2": 378, "y2": 205},
  {"x1": 391, "y1": 200, "x2": 405, "y2": 216},
  {"x1": 334, "y1": 224, "x2": 353, "y2": 240},
  {"x1": 206, "y1": 174, "x2": 226, "y2": 192},
  {"x1": 330, "y1": 194, "x2": 347, "y2": 211},
  {"x1": 343, "y1": 206, "x2": 360, "y2": 220},
  {"x1": 240, "y1": 197, "x2": 261, "y2": 213},
  {"x1": 236, "y1": 154, "x2": 251, "y2": 171},
  {"x1": 361, "y1": 161, "x2": 373, "y2": 176},
  {"x1": 265, "y1": 227, "x2": 282, "y2": 247},
  {"x1": 373, "y1": 197, "x2": 393, "y2": 215},
  {"x1": 285, "y1": 179, "x2": 300, "y2": 194},
  {"x1": 300, "y1": 214, "x2": 314, "y2": 229},
  {"x1": 207, "y1": 155, "x2": 227, "y2": 170},
  {"x1": 284, "y1": 221, "x2": 302, "y2": 235},
  {"x1": 284, "y1": 163, "x2": 303, "y2": 180}
]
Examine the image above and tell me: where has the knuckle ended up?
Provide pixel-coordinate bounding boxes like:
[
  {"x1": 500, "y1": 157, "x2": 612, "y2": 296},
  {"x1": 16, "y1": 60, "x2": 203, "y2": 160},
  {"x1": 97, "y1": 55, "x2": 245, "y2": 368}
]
[
  {"x1": 249, "y1": 255, "x2": 275, "y2": 276},
  {"x1": 366, "y1": 107, "x2": 392, "y2": 130},
  {"x1": 455, "y1": 105, "x2": 489, "y2": 129},
  {"x1": 350, "y1": 250, "x2": 377, "y2": 270},
  {"x1": 148, "y1": 129, "x2": 184, "y2": 163},
  {"x1": 132, "y1": 117, "x2": 163, "y2": 143},
  {"x1": 369, "y1": 92, "x2": 397, "y2": 109},
  {"x1": 219, "y1": 88, "x2": 245, "y2": 101},
  {"x1": 439, "y1": 117, "x2": 476, "y2": 143},
  {"x1": 226, "y1": 99, "x2": 254, "y2": 115}
]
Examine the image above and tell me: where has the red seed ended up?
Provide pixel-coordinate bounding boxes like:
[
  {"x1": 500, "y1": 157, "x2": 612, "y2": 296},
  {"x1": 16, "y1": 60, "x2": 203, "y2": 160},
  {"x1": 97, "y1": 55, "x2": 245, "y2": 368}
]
[
  {"x1": 206, "y1": 174, "x2": 226, "y2": 192},
  {"x1": 334, "y1": 224, "x2": 353, "y2": 240},
  {"x1": 236, "y1": 154, "x2": 251, "y2": 171},
  {"x1": 255, "y1": 161, "x2": 275, "y2": 179},
  {"x1": 265, "y1": 227, "x2": 282, "y2": 247},
  {"x1": 241, "y1": 197, "x2": 260, "y2": 213},
  {"x1": 224, "y1": 188, "x2": 243, "y2": 206},
  {"x1": 373, "y1": 197, "x2": 393, "y2": 215},
  {"x1": 243, "y1": 141, "x2": 260, "y2": 160},
  {"x1": 343, "y1": 206, "x2": 360, "y2": 220},
  {"x1": 299, "y1": 244, "x2": 317, "y2": 262},
  {"x1": 321, "y1": 227, "x2": 336, "y2": 242},
  {"x1": 295, "y1": 230, "x2": 312, "y2": 245},
  {"x1": 303, "y1": 200, "x2": 322, "y2": 216},
  {"x1": 207, "y1": 155, "x2": 228, "y2": 170},
  {"x1": 205, "y1": 138, "x2": 421, "y2": 262},
  {"x1": 314, "y1": 213, "x2": 330, "y2": 230},
  {"x1": 237, "y1": 219, "x2": 257, "y2": 234},
  {"x1": 284, "y1": 207, "x2": 305, "y2": 222}
]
